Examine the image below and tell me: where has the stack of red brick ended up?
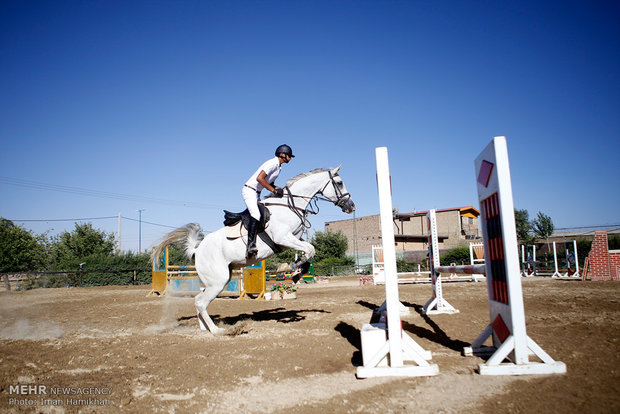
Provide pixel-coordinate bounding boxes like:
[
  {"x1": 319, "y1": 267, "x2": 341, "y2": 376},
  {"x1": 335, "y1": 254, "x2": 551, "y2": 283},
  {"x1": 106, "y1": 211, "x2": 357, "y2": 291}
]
[{"x1": 587, "y1": 232, "x2": 620, "y2": 280}]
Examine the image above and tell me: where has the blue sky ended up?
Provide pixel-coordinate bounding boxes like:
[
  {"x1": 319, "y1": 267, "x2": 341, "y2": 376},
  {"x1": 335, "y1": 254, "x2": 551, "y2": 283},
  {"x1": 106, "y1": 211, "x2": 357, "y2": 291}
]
[{"x1": 1, "y1": 1, "x2": 618, "y2": 252}]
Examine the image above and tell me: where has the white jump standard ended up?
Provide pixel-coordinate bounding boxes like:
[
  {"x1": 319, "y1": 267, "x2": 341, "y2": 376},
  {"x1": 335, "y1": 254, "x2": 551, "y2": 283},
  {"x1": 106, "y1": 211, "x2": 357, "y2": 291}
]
[
  {"x1": 552, "y1": 240, "x2": 580, "y2": 278},
  {"x1": 464, "y1": 136, "x2": 566, "y2": 375},
  {"x1": 422, "y1": 209, "x2": 459, "y2": 315},
  {"x1": 356, "y1": 147, "x2": 439, "y2": 378}
]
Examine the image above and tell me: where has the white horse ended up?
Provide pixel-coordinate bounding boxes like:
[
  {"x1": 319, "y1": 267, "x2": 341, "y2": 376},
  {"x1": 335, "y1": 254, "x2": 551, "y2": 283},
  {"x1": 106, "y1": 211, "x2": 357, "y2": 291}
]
[{"x1": 152, "y1": 166, "x2": 355, "y2": 334}]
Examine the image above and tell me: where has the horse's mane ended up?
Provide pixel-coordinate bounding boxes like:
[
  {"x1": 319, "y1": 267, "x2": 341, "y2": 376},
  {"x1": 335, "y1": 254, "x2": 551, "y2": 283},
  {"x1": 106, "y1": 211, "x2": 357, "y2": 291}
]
[{"x1": 285, "y1": 168, "x2": 330, "y2": 188}]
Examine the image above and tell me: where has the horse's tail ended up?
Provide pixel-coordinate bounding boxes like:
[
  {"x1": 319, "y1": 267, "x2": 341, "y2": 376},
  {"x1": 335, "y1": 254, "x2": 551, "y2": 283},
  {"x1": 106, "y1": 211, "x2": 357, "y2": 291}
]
[{"x1": 151, "y1": 223, "x2": 203, "y2": 265}]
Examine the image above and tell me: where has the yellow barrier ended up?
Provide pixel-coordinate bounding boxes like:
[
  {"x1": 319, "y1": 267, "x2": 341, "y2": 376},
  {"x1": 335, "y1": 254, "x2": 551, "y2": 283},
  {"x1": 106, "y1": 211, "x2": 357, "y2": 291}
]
[
  {"x1": 148, "y1": 247, "x2": 202, "y2": 296},
  {"x1": 239, "y1": 260, "x2": 266, "y2": 300},
  {"x1": 148, "y1": 246, "x2": 169, "y2": 297},
  {"x1": 149, "y1": 247, "x2": 260, "y2": 298}
]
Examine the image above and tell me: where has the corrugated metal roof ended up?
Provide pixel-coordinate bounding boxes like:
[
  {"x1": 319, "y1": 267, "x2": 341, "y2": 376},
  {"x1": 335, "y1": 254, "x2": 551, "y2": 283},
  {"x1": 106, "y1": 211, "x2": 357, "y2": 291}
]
[
  {"x1": 549, "y1": 227, "x2": 620, "y2": 239},
  {"x1": 398, "y1": 206, "x2": 480, "y2": 218}
]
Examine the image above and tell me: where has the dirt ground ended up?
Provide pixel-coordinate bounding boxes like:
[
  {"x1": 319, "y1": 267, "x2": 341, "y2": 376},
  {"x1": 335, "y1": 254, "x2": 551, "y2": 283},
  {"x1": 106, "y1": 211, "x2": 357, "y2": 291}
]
[{"x1": 0, "y1": 276, "x2": 618, "y2": 413}]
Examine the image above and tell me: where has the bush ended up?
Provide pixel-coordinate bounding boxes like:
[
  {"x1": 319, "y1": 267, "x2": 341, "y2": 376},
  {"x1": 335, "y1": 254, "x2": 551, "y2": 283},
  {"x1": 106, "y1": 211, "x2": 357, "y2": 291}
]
[
  {"x1": 396, "y1": 257, "x2": 417, "y2": 273},
  {"x1": 440, "y1": 244, "x2": 470, "y2": 265},
  {"x1": 311, "y1": 230, "x2": 348, "y2": 262}
]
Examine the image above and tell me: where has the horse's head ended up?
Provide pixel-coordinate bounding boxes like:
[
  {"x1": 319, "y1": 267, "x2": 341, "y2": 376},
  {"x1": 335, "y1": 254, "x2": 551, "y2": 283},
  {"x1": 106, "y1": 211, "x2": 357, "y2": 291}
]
[
  {"x1": 320, "y1": 166, "x2": 355, "y2": 214},
  {"x1": 284, "y1": 167, "x2": 355, "y2": 214}
]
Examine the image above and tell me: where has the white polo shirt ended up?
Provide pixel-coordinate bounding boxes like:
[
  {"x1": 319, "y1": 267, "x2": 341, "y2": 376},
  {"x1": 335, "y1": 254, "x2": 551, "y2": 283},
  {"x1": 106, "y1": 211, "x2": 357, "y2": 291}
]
[{"x1": 245, "y1": 157, "x2": 281, "y2": 192}]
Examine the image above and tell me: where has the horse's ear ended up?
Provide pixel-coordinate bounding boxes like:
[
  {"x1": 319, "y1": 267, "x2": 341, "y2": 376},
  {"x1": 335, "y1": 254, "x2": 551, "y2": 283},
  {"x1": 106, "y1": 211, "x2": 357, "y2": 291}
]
[{"x1": 332, "y1": 165, "x2": 341, "y2": 174}]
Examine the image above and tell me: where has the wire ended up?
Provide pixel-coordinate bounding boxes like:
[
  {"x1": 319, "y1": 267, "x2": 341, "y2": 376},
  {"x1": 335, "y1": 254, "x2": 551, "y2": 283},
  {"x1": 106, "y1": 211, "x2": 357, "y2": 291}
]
[
  {"x1": 9, "y1": 216, "x2": 118, "y2": 222},
  {"x1": 9, "y1": 216, "x2": 177, "y2": 230},
  {"x1": 6, "y1": 215, "x2": 212, "y2": 233},
  {"x1": 555, "y1": 224, "x2": 620, "y2": 230},
  {"x1": 0, "y1": 176, "x2": 224, "y2": 209},
  {"x1": 122, "y1": 216, "x2": 178, "y2": 229}
]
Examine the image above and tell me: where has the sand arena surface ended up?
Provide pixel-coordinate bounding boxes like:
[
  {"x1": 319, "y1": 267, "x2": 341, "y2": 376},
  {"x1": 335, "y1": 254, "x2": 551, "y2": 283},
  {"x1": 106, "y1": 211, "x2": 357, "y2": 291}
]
[{"x1": 0, "y1": 277, "x2": 618, "y2": 413}]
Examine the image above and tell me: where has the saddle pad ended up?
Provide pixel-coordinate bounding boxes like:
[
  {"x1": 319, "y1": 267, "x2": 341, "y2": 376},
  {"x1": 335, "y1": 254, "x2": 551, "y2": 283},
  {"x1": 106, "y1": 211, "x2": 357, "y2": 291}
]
[{"x1": 225, "y1": 221, "x2": 246, "y2": 239}]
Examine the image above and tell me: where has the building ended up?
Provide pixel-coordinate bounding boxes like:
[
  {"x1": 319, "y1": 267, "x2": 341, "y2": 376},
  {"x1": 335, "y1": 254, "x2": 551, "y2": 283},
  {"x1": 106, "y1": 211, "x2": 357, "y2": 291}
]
[{"x1": 324, "y1": 206, "x2": 480, "y2": 265}]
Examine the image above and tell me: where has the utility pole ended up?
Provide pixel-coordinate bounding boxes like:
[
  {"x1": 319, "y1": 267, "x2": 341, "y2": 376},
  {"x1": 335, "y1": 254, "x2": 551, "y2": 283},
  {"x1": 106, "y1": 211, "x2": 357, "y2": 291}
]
[
  {"x1": 137, "y1": 209, "x2": 145, "y2": 253},
  {"x1": 117, "y1": 212, "x2": 122, "y2": 252}
]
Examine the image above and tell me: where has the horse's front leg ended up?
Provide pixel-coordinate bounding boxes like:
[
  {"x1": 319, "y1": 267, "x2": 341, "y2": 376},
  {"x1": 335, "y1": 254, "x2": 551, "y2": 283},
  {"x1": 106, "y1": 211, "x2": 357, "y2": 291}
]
[{"x1": 276, "y1": 233, "x2": 315, "y2": 282}]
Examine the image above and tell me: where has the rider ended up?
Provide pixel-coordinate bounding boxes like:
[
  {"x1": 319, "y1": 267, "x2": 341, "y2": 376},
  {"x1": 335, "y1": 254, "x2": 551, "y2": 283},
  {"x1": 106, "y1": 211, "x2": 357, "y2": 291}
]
[{"x1": 243, "y1": 144, "x2": 294, "y2": 258}]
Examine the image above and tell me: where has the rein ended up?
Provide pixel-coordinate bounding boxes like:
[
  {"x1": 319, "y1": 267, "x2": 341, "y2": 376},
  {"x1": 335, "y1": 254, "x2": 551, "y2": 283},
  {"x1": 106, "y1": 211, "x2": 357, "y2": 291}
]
[
  {"x1": 262, "y1": 189, "x2": 317, "y2": 229},
  {"x1": 262, "y1": 171, "x2": 350, "y2": 231}
]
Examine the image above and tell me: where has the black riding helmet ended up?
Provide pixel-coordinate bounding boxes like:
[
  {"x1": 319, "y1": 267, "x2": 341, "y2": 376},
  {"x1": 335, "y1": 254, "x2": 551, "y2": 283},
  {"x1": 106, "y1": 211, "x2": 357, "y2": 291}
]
[{"x1": 275, "y1": 144, "x2": 295, "y2": 158}]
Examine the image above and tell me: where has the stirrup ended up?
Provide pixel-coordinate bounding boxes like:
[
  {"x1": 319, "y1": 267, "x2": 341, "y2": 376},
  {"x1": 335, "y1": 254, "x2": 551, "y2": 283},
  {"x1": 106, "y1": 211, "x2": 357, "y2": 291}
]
[{"x1": 246, "y1": 246, "x2": 258, "y2": 258}]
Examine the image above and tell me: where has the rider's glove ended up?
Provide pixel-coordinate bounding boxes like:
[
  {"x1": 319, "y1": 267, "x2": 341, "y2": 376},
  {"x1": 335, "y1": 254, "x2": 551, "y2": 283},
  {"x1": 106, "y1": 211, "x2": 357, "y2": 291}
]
[{"x1": 273, "y1": 187, "x2": 284, "y2": 198}]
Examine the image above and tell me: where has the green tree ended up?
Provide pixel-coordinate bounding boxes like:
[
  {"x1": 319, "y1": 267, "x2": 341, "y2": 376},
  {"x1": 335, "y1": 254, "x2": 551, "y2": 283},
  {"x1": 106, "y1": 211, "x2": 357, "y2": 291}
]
[
  {"x1": 310, "y1": 230, "x2": 348, "y2": 262},
  {"x1": 514, "y1": 209, "x2": 533, "y2": 245},
  {"x1": 532, "y1": 212, "x2": 554, "y2": 251},
  {"x1": 440, "y1": 244, "x2": 471, "y2": 265},
  {"x1": 168, "y1": 243, "x2": 194, "y2": 266},
  {"x1": 0, "y1": 218, "x2": 48, "y2": 272},
  {"x1": 49, "y1": 223, "x2": 116, "y2": 270}
]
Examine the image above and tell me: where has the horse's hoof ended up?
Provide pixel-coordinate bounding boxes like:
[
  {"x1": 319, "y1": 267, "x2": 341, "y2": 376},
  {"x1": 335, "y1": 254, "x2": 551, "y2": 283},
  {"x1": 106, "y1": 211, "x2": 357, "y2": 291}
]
[{"x1": 210, "y1": 327, "x2": 227, "y2": 336}]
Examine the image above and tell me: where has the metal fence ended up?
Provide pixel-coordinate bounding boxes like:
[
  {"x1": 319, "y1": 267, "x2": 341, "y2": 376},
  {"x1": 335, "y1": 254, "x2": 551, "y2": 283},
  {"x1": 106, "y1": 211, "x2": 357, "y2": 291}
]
[{"x1": 1, "y1": 269, "x2": 151, "y2": 291}]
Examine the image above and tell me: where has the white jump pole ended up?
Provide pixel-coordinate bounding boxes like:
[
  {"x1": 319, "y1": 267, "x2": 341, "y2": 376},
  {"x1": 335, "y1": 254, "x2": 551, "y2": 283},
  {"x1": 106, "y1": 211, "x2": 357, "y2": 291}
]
[
  {"x1": 356, "y1": 147, "x2": 438, "y2": 378},
  {"x1": 464, "y1": 136, "x2": 566, "y2": 375},
  {"x1": 573, "y1": 240, "x2": 580, "y2": 277},
  {"x1": 422, "y1": 209, "x2": 459, "y2": 315},
  {"x1": 552, "y1": 242, "x2": 562, "y2": 277}
]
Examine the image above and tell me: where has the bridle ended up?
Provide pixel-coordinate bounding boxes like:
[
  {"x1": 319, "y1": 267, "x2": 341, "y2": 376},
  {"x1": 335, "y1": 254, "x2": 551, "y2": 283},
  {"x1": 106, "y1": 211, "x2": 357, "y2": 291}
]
[
  {"x1": 316, "y1": 170, "x2": 351, "y2": 210},
  {"x1": 263, "y1": 171, "x2": 351, "y2": 230}
]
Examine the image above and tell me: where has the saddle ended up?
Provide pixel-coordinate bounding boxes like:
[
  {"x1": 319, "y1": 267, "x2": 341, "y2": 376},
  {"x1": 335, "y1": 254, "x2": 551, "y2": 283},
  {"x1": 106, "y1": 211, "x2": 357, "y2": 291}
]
[
  {"x1": 223, "y1": 204, "x2": 282, "y2": 253},
  {"x1": 223, "y1": 203, "x2": 270, "y2": 232}
]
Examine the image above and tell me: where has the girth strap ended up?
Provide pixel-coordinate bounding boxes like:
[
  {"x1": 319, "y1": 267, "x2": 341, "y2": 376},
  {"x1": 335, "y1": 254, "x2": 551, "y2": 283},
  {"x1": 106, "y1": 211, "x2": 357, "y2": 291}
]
[{"x1": 258, "y1": 232, "x2": 283, "y2": 254}]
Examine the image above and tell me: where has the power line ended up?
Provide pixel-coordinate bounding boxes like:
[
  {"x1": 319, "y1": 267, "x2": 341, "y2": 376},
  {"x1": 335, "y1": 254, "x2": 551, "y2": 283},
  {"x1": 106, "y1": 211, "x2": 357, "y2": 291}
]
[
  {"x1": 555, "y1": 224, "x2": 620, "y2": 231},
  {"x1": 0, "y1": 176, "x2": 224, "y2": 210},
  {"x1": 7, "y1": 215, "x2": 213, "y2": 234},
  {"x1": 8, "y1": 216, "x2": 118, "y2": 222},
  {"x1": 8, "y1": 216, "x2": 178, "y2": 230},
  {"x1": 122, "y1": 216, "x2": 177, "y2": 229}
]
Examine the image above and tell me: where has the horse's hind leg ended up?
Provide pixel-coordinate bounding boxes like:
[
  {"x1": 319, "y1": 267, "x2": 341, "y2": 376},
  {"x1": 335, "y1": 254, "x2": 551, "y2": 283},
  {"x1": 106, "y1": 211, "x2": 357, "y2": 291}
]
[{"x1": 195, "y1": 265, "x2": 230, "y2": 335}]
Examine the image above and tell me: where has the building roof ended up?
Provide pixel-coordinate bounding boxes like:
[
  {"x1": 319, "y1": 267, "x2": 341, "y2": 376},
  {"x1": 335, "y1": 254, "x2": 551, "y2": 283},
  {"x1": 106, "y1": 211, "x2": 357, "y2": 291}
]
[
  {"x1": 395, "y1": 206, "x2": 480, "y2": 220},
  {"x1": 324, "y1": 206, "x2": 480, "y2": 226},
  {"x1": 549, "y1": 227, "x2": 620, "y2": 240}
]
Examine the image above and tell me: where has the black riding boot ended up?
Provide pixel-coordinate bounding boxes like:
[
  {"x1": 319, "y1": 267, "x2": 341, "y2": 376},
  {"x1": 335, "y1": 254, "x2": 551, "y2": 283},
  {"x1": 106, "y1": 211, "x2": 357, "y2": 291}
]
[{"x1": 246, "y1": 217, "x2": 259, "y2": 258}]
